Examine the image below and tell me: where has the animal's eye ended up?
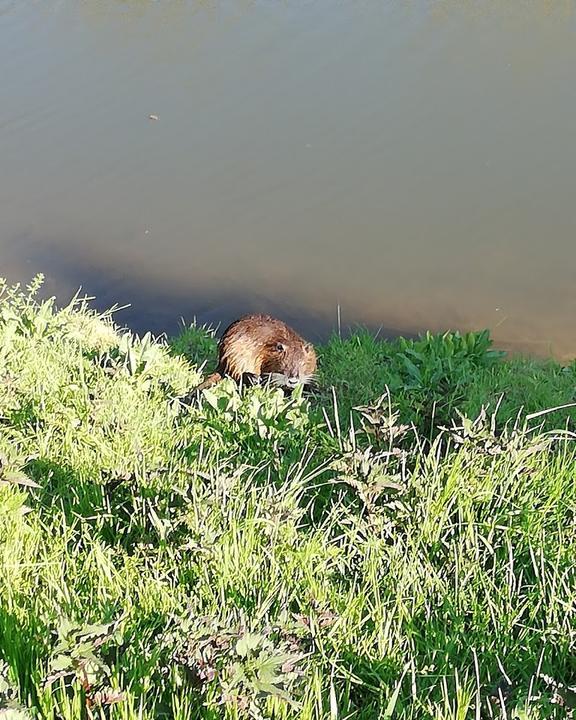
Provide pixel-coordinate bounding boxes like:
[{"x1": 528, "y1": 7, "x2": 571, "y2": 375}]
[{"x1": 275, "y1": 342, "x2": 285, "y2": 352}]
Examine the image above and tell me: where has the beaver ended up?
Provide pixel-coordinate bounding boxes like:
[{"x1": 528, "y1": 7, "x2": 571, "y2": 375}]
[{"x1": 194, "y1": 314, "x2": 317, "y2": 392}]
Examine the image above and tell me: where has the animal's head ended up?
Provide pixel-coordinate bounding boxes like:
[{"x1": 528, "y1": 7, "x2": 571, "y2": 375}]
[{"x1": 260, "y1": 338, "x2": 317, "y2": 389}]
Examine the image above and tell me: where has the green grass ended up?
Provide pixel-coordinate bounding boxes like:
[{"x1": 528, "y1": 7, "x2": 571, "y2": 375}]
[{"x1": 1, "y1": 276, "x2": 576, "y2": 719}]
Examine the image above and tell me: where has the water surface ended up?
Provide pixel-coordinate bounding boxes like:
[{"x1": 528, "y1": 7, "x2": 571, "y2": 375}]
[{"x1": 2, "y1": 0, "x2": 576, "y2": 356}]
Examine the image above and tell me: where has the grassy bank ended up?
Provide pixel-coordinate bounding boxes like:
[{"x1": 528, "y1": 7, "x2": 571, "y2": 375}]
[{"x1": 1, "y1": 277, "x2": 575, "y2": 719}]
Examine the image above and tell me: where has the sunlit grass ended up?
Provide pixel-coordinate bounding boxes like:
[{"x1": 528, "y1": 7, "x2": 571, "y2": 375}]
[{"x1": 0, "y1": 276, "x2": 575, "y2": 719}]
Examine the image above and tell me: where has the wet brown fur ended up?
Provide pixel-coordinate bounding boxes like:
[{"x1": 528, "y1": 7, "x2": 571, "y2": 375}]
[{"x1": 195, "y1": 314, "x2": 317, "y2": 391}]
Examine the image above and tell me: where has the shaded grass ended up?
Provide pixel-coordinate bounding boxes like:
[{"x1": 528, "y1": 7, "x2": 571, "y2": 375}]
[{"x1": 0, "y1": 277, "x2": 575, "y2": 719}]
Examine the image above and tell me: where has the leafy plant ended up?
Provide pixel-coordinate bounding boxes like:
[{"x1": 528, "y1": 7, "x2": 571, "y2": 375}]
[
  {"x1": 165, "y1": 615, "x2": 306, "y2": 718},
  {"x1": 44, "y1": 618, "x2": 125, "y2": 715}
]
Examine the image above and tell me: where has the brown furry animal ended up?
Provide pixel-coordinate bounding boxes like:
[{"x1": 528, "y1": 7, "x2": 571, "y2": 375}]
[{"x1": 195, "y1": 314, "x2": 317, "y2": 392}]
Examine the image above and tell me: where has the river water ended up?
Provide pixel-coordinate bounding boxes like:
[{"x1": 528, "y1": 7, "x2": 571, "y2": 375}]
[{"x1": 2, "y1": 0, "x2": 575, "y2": 356}]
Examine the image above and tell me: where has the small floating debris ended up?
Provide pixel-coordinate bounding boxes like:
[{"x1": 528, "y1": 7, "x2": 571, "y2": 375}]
[{"x1": 149, "y1": 114, "x2": 159, "y2": 121}]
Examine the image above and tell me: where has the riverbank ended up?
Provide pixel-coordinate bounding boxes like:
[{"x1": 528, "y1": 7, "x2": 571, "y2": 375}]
[{"x1": 1, "y1": 278, "x2": 575, "y2": 719}]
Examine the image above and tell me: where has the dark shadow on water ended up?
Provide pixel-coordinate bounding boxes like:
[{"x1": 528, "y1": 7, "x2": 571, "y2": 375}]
[{"x1": 6, "y1": 234, "x2": 416, "y2": 343}]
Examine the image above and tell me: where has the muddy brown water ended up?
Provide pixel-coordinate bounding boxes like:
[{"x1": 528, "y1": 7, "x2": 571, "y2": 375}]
[{"x1": 2, "y1": 1, "x2": 576, "y2": 356}]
